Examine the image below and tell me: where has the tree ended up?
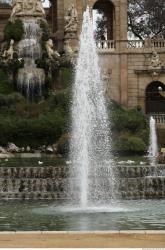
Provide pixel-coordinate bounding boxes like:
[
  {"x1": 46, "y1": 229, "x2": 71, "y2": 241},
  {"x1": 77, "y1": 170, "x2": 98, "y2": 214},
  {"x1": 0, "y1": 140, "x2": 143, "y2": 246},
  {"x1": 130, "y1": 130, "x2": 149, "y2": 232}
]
[{"x1": 128, "y1": 0, "x2": 165, "y2": 39}]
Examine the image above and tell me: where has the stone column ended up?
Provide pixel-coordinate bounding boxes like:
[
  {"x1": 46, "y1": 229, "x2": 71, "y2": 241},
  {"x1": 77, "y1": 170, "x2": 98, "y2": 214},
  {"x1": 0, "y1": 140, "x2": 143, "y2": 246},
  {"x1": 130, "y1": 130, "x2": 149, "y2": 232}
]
[
  {"x1": 120, "y1": 54, "x2": 128, "y2": 107},
  {"x1": 63, "y1": 1, "x2": 79, "y2": 51}
]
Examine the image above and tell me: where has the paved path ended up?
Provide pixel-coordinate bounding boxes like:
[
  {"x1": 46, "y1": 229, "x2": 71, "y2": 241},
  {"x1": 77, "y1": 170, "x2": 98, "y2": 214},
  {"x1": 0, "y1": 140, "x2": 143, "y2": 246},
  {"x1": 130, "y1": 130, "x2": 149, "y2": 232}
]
[{"x1": 0, "y1": 231, "x2": 164, "y2": 248}]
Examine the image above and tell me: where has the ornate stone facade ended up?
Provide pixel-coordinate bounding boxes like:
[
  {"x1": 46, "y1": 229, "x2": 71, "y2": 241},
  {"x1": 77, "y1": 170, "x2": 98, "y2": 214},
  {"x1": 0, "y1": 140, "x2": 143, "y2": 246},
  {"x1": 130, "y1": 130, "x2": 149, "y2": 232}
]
[{"x1": 0, "y1": 0, "x2": 165, "y2": 114}]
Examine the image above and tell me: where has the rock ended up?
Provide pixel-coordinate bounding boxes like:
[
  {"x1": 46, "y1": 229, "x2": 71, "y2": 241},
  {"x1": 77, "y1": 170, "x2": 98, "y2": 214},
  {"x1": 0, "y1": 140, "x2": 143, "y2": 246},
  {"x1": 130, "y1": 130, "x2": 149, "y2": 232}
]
[
  {"x1": 46, "y1": 146, "x2": 54, "y2": 154},
  {"x1": 7, "y1": 143, "x2": 19, "y2": 153},
  {"x1": 21, "y1": 147, "x2": 25, "y2": 152},
  {"x1": 52, "y1": 144, "x2": 58, "y2": 153},
  {"x1": 26, "y1": 146, "x2": 31, "y2": 152},
  {"x1": 0, "y1": 146, "x2": 7, "y2": 154}
]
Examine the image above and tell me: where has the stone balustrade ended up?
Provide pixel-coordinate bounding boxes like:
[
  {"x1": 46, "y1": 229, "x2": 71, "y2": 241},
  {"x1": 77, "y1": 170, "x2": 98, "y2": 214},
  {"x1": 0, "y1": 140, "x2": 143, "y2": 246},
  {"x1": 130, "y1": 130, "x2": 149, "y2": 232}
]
[
  {"x1": 96, "y1": 40, "x2": 116, "y2": 52},
  {"x1": 127, "y1": 40, "x2": 144, "y2": 49},
  {"x1": 96, "y1": 39, "x2": 165, "y2": 53},
  {"x1": 151, "y1": 114, "x2": 165, "y2": 125}
]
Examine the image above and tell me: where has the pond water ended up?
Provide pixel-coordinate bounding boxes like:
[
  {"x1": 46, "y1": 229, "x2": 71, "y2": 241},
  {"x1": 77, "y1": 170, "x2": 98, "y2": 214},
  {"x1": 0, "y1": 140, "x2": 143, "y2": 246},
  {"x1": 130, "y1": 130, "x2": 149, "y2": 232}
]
[{"x1": 0, "y1": 199, "x2": 164, "y2": 231}]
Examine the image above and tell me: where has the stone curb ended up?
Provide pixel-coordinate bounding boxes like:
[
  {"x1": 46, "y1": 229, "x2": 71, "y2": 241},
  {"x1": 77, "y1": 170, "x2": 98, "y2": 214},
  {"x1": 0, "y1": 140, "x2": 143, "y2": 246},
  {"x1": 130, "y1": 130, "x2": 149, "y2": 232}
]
[{"x1": 0, "y1": 230, "x2": 165, "y2": 235}]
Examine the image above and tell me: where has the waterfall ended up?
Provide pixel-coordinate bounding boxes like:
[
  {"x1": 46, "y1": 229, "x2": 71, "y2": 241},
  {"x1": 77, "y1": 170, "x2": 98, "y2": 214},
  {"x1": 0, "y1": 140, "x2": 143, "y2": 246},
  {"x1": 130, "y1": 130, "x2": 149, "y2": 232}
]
[
  {"x1": 17, "y1": 18, "x2": 45, "y2": 101},
  {"x1": 148, "y1": 116, "x2": 158, "y2": 166},
  {"x1": 70, "y1": 7, "x2": 116, "y2": 209}
]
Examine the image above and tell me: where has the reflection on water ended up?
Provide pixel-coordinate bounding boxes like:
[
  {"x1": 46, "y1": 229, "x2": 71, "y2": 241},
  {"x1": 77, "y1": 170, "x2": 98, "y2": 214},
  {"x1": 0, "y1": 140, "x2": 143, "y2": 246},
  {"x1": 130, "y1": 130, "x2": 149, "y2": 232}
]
[{"x1": 0, "y1": 200, "x2": 164, "y2": 231}]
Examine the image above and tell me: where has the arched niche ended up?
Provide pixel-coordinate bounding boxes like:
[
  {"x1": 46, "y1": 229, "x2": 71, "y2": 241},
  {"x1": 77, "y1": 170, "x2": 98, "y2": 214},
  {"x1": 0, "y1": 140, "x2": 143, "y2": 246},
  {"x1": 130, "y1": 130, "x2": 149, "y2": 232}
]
[
  {"x1": 146, "y1": 81, "x2": 165, "y2": 114},
  {"x1": 92, "y1": 0, "x2": 115, "y2": 40}
]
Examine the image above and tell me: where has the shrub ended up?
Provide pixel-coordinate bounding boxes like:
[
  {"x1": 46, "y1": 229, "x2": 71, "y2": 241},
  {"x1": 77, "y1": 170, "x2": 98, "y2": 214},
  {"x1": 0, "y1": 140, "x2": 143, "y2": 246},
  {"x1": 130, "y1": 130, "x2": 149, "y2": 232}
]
[
  {"x1": 40, "y1": 19, "x2": 51, "y2": 42},
  {"x1": 57, "y1": 133, "x2": 70, "y2": 157},
  {"x1": 110, "y1": 101, "x2": 148, "y2": 133},
  {"x1": 0, "y1": 111, "x2": 66, "y2": 147},
  {"x1": 4, "y1": 19, "x2": 24, "y2": 42},
  {"x1": 114, "y1": 134, "x2": 147, "y2": 155},
  {"x1": 0, "y1": 69, "x2": 13, "y2": 94}
]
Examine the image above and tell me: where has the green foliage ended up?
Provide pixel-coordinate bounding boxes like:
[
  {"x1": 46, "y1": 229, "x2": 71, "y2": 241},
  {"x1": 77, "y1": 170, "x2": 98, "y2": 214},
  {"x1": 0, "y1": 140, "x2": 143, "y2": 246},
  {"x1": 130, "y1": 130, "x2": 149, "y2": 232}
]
[
  {"x1": 57, "y1": 133, "x2": 70, "y2": 157},
  {"x1": 109, "y1": 100, "x2": 149, "y2": 155},
  {"x1": 59, "y1": 67, "x2": 73, "y2": 88},
  {"x1": 0, "y1": 111, "x2": 66, "y2": 147},
  {"x1": 110, "y1": 101, "x2": 148, "y2": 133},
  {"x1": 48, "y1": 89, "x2": 71, "y2": 113},
  {"x1": 114, "y1": 133, "x2": 147, "y2": 155},
  {"x1": 0, "y1": 85, "x2": 70, "y2": 147},
  {"x1": 157, "y1": 128, "x2": 165, "y2": 147},
  {"x1": 4, "y1": 20, "x2": 24, "y2": 42},
  {"x1": 40, "y1": 20, "x2": 51, "y2": 41},
  {"x1": 0, "y1": 69, "x2": 13, "y2": 94},
  {"x1": 0, "y1": 157, "x2": 65, "y2": 168}
]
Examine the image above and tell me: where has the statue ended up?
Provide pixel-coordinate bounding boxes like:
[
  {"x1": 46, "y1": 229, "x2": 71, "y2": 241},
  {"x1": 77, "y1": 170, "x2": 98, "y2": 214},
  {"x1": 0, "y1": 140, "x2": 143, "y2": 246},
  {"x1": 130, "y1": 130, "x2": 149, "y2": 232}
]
[
  {"x1": 64, "y1": 4, "x2": 78, "y2": 35},
  {"x1": 45, "y1": 39, "x2": 60, "y2": 60},
  {"x1": 2, "y1": 39, "x2": 15, "y2": 61},
  {"x1": 150, "y1": 51, "x2": 162, "y2": 68},
  {"x1": 64, "y1": 40, "x2": 73, "y2": 56},
  {"x1": 35, "y1": 0, "x2": 46, "y2": 17},
  {"x1": 10, "y1": 0, "x2": 22, "y2": 22},
  {"x1": 102, "y1": 69, "x2": 111, "y2": 99},
  {"x1": 10, "y1": 0, "x2": 45, "y2": 21}
]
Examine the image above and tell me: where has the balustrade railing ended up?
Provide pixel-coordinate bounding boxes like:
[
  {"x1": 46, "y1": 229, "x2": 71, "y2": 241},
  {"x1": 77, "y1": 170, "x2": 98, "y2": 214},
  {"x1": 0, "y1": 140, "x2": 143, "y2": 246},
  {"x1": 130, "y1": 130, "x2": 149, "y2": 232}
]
[
  {"x1": 151, "y1": 114, "x2": 165, "y2": 125},
  {"x1": 96, "y1": 40, "x2": 115, "y2": 52},
  {"x1": 95, "y1": 39, "x2": 165, "y2": 53},
  {"x1": 127, "y1": 40, "x2": 144, "y2": 49},
  {"x1": 151, "y1": 40, "x2": 165, "y2": 49}
]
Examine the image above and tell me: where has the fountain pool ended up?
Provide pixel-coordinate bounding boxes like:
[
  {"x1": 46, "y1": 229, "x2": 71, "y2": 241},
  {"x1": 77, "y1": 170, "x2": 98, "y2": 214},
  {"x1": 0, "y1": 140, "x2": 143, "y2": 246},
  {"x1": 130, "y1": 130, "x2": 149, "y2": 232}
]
[{"x1": 0, "y1": 200, "x2": 165, "y2": 231}]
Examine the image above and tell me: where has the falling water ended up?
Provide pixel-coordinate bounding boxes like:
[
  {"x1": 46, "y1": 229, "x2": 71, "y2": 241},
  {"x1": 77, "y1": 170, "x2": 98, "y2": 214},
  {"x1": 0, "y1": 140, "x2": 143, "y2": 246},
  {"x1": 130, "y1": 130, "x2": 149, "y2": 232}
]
[
  {"x1": 70, "y1": 7, "x2": 116, "y2": 209},
  {"x1": 148, "y1": 116, "x2": 158, "y2": 166},
  {"x1": 17, "y1": 18, "x2": 45, "y2": 101}
]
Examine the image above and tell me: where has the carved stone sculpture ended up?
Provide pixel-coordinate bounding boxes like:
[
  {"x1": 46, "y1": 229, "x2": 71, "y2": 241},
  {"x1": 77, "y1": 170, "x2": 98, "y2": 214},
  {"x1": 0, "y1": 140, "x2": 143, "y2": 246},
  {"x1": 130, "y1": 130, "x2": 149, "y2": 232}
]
[
  {"x1": 10, "y1": 0, "x2": 45, "y2": 21},
  {"x1": 2, "y1": 39, "x2": 15, "y2": 61},
  {"x1": 35, "y1": 0, "x2": 46, "y2": 17},
  {"x1": 64, "y1": 40, "x2": 73, "y2": 56},
  {"x1": 150, "y1": 51, "x2": 162, "y2": 68},
  {"x1": 45, "y1": 39, "x2": 60, "y2": 60},
  {"x1": 10, "y1": 0, "x2": 22, "y2": 22},
  {"x1": 64, "y1": 4, "x2": 78, "y2": 36}
]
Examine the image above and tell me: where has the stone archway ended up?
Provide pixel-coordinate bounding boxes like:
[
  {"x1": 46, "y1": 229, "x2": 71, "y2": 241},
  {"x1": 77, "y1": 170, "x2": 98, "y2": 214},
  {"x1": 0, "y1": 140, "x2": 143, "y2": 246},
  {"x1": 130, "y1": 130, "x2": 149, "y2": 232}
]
[
  {"x1": 146, "y1": 81, "x2": 165, "y2": 114},
  {"x1": 93, "y1": 0, "x2": 115, "y2": 40}
]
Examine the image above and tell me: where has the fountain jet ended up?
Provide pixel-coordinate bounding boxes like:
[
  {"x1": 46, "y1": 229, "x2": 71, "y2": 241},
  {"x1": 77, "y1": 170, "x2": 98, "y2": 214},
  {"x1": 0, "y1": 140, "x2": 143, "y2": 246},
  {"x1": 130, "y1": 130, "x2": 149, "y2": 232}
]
[
  {"x1": 70, "y1": 7, "x2": 116, "y2": 209},
  {"x1": 148, "y1": 116, "x2": 158, "y2": 166}
]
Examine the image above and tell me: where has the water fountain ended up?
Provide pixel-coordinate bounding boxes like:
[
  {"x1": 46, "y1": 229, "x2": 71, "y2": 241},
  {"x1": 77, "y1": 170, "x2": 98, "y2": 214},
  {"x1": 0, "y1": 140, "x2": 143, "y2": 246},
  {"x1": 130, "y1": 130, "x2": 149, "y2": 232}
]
[
  {"x1": 70, "y1": 7, "x2": 116, "y2": 209},
  {"x1": 148, "y1": 116, "x2": 158, "y2": 166},
  {"x1": 9, "y1": 0, "x2": 46, "y2": 101},
  {"x1": 17, "y1": 18, "x2": 45, "y2": 101}
]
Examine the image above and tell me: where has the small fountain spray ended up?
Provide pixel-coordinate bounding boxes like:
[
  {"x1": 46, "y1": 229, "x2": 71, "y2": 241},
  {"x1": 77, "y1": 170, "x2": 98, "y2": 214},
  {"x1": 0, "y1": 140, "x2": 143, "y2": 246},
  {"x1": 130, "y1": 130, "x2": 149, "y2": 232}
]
[
  {"x1": 70, "y1": 7, "x2": 116, "y2": 209},
  {"x1": 148, "y1": 116, "x2": 158, "y2": 166}
]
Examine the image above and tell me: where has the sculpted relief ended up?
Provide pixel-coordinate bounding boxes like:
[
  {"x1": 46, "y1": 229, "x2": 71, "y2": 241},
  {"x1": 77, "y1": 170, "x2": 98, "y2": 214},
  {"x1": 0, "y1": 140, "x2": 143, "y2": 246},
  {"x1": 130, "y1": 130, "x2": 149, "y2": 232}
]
[
  {"x1": 64, "y1": 4, "x2": 78, "y2": 37},
  {"x1": 10, "y1": 0, "x2": 45, "y2": 22}
]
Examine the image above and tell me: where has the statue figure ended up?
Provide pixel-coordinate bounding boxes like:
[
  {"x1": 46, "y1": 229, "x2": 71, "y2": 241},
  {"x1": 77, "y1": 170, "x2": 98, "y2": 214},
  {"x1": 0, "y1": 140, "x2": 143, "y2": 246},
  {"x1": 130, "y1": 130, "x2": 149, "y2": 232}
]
[
  {"x1": 102, "y1": 69, "x2": 111, "y2": 99},
  {"x1": 2, "y1": 39, "x2": 15, "y2": 61},
  {"x1": 150, "y1": 51, "x2": 162, "y2": 68},
  {"x1": 45, "y1": 39, "x2": 60, "y2": 60},
  {"x1": 35, "y1": 0, "x2": 46, "y2": 17},
  {"x1": 10, "y1": 0, "x2": 45, "y2": 20},
  {"x1": 64, "y1": 40, "x2": 73, "y2": 56},
  {"x1": 64, "y1": 4, "x2": 78, "y2": 34},
  {"x1": 10, "y1": 0, "x2": 22, "y2": 22},
  {"x1": 23, "y1": 0, "x2": 34, "y2": 11}
]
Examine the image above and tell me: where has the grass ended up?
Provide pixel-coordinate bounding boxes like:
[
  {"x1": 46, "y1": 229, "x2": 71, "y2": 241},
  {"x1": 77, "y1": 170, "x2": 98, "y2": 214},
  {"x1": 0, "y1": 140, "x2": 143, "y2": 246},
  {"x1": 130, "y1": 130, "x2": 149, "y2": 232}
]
[{"x1": 0, "y1": 157, "x2": 65, "y2": 168}]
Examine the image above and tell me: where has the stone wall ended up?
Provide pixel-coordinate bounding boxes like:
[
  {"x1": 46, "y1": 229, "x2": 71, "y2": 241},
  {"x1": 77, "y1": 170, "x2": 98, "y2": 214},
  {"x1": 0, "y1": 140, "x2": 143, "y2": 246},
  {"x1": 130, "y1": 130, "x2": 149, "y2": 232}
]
[{"x1": 0, "y1": 165, "x2": 164, "y2": 200}]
